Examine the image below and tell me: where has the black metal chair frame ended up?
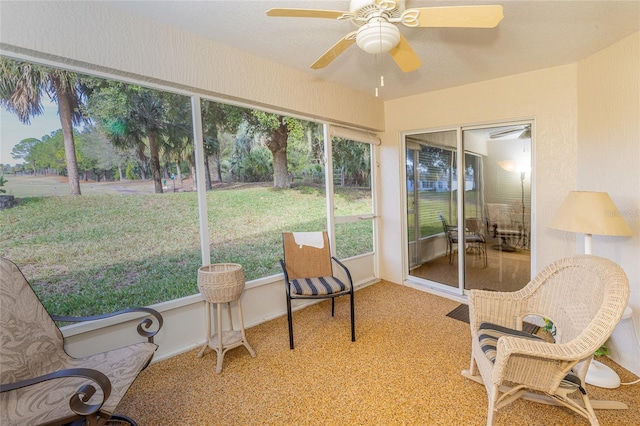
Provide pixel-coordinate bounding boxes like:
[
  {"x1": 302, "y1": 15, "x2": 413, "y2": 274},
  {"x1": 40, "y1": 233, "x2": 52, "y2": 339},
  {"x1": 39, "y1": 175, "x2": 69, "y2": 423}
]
[
  {"x1": 441, "y1": 218, "x2": 487, "y2": 267},
  {"x1": 279, "y1": 232, "x2": 355, "y2": 350}
]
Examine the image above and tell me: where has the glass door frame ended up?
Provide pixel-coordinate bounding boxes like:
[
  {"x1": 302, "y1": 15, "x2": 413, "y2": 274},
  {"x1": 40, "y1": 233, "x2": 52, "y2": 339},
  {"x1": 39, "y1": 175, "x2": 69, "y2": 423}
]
[{"x1": 401, "y1": 120, "x2": 535, "y2": 296}]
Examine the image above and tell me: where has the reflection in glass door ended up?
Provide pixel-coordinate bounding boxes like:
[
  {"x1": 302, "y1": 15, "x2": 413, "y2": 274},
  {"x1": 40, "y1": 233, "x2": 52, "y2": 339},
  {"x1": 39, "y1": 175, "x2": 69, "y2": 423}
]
[
  {"x1": 406, "y1": 130, "x2": 458, "y2": 288},
  {"x1": 464, "y1": 125, "x2": 531, "y2": 292},
  {"x1": 405, "y1": 124, "x2": 532, "y2": 293}
]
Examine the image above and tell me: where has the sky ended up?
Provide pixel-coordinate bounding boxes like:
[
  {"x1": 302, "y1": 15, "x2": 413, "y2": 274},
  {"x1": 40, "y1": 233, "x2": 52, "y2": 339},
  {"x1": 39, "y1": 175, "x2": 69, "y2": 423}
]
[{"x1": 0, "y1": 99, "x2": 62, "y2": 166}]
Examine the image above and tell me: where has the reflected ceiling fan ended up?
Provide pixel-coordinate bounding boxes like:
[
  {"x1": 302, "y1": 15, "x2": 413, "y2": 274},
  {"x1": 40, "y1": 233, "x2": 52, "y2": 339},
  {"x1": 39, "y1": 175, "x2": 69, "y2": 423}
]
[
  {"x1": 490, "y1": 125, "x2": 531, "y2": 139},
  {"x1": 266, "y1": 0, "x2": 503, "y2": 72}
]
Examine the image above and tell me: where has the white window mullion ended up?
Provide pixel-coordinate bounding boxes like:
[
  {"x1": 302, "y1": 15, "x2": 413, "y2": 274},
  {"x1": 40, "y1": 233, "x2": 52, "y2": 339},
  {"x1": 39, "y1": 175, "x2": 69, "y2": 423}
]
[
  {"x1": 323, "y1": 124, "x2": 337, "y2": 256},
  {"x1": 191, "y1": 95, "x2": 210, "y2": 266}
]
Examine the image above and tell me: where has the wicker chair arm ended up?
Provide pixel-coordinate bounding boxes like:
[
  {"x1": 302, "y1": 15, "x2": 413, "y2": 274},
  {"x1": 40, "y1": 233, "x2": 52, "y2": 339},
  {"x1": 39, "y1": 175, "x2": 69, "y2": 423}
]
[
  {"x1": 492, "y1": 336, "x2": 587, "y2": 390},
  {"x1": 498, "y1": 335, "x2": 590, "y2": 362},
  {"x1": 0, "y1": 367, "x2": 111, "y2": 417},
  {"x1": 51, "y1": 307, "x2": 163, "y2": 343},
  {"x1": 468, "y1": 289, "x2": 523, "y2": 330}
]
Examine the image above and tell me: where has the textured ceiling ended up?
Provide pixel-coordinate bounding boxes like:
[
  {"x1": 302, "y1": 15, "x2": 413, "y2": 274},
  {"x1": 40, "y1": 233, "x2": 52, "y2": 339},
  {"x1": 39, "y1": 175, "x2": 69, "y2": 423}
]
[{"x1": 104, "y1": 0, "x2": 640, "y2": 100}]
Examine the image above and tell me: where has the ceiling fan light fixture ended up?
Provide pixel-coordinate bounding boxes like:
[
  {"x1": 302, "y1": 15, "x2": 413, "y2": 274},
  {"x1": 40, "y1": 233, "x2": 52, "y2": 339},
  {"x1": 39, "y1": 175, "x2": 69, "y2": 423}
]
[{"x1": 356, "y1": 21, "x2": 400, "y2": 54}]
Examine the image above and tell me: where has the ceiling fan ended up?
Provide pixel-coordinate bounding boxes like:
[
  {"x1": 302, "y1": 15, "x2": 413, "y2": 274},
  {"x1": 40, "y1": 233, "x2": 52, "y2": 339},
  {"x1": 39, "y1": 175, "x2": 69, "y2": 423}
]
[
  {"x1": 489, "y1": 125, "x2": 531, "y2": 139},
  {"x1": 266, "y1": 0, "x2": 503, "y2": 72}
]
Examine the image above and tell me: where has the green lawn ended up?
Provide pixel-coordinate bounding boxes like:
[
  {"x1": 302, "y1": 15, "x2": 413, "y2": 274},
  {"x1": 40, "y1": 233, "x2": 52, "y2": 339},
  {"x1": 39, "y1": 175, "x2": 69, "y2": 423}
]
[{"x1": 0, "y1": 178, "x2": 371, "y2": 316}]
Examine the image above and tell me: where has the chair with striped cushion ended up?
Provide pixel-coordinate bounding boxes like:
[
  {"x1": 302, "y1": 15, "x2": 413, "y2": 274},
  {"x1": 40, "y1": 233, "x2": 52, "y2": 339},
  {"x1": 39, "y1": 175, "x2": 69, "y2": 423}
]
[
  {"x1": 280, "y1": 232, "x2": 355, "y2": 349},
  {"x1": 462, "y1": 255, "x2": 630, "y2": 426}
]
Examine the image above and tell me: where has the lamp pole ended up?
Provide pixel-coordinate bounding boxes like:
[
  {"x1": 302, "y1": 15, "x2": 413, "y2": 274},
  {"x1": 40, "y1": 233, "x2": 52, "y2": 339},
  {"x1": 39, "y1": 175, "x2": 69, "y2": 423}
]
[{"x1": 520, "y1": 171, "x2": 527, "y2": 247}]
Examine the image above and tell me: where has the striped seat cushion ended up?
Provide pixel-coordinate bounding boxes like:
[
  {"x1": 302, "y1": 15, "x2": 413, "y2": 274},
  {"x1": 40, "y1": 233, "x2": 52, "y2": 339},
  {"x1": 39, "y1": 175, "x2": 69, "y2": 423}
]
[
  {"x1": 290, "y1": 276, "x2": 347, "y2": 296},
  {"x1": 478, "y1": 322, "x2": 583, "y2": 392}
]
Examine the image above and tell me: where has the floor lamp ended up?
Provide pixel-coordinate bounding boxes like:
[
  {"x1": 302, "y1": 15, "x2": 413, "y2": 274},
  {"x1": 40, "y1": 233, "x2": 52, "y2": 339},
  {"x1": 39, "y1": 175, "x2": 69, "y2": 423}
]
[{"x1": 549, "y1": 191, "x2": 633, "y2": 388}]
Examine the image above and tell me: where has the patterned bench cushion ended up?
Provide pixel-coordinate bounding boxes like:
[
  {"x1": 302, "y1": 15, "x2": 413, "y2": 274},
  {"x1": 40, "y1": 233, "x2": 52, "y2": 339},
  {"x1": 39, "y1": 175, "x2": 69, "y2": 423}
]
[
  {"x1": 478, "y1": 322, "x2": 583, "y2": 391},
  {"x1": 291, "y1": 276, "x2": 346, "y2": 296}
]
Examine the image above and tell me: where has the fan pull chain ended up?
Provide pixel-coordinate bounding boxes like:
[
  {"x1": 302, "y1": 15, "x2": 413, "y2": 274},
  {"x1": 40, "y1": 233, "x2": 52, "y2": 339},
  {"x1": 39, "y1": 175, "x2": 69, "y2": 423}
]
[{"x1": 374, "y1": 54, "x2": 380, "y2": 97}]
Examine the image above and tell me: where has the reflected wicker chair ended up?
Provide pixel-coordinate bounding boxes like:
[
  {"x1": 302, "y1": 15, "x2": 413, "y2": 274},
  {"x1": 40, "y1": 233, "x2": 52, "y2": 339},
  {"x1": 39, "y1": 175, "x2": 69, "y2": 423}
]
[
  {"x1": 280, "y1": 231, "x2": 355, "y2": 349},
  {"x1": 0, "y1": 257, "x2": 163, "y2": 426},
  {"x1": 485, "y1": 203, "x2": 522, "y2": 251},
  {"x1": 462, "y1": 255, "x2": 629, "y2": 426}
]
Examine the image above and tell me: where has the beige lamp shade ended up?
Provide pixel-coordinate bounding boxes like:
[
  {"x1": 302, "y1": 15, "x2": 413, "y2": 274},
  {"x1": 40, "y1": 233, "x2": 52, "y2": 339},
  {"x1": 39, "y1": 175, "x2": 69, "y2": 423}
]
[{"x1": 549, "y1": 191, "x2": 632, "y2": 236}]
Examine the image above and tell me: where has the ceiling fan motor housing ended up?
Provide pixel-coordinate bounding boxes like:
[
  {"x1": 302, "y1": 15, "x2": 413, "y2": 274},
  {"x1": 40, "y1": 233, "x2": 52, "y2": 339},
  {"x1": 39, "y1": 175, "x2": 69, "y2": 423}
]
[
  {"x1": 356, "y1": 20, "x2": 401, "y2": 54},
  {"x1": 349, "y1": 0, "x2": 405, "y2": 15}
]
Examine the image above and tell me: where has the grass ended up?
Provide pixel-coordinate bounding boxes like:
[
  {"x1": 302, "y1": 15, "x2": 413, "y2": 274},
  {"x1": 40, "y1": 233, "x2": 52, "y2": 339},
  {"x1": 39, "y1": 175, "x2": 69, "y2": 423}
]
[{"x1": 0, "y1": 180, "x2": 372, "y2": 316}]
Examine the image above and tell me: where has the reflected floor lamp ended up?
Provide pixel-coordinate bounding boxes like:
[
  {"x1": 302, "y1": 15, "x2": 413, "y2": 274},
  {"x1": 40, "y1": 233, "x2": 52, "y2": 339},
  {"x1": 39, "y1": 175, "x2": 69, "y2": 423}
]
[{"x1": 549, "y1": 191, "x2": 633, "y2": 388}]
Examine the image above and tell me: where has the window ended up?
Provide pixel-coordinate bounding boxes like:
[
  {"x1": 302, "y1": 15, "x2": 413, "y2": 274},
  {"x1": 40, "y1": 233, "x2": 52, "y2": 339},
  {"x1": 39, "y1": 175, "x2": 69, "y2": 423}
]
[
  {"x1": 1, "y1": 57, "x2": 377, "y2": 316},
  {"x1": 331, "y1": 137, "x2": 374, "y2": 259}
]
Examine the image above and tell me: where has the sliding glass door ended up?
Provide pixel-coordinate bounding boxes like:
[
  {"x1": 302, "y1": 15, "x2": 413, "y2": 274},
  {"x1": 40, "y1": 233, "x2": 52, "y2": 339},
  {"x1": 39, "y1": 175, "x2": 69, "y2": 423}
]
[
  {"x1": 406, "y1": 130, "x2": 458, "y2": 287},
  {"x1": 405, "y1": 123, "x2": 532, "y2": 294}
]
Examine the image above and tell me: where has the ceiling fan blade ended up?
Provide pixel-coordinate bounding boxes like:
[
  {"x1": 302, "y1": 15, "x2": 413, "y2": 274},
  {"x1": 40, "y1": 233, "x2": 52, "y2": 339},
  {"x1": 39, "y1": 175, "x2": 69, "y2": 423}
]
[
  {"x1": 489, "y1": 126, "x2": 529, "y2": 139},
  {"x1": 389, "y1": 34, "x2": 421, "y2": 73},
  {"x1": 266, "y1": 8, "x2": 346, "y2": 19},
  {"x1": 311, "y1": 32, "x2": 357, "y2": 70},
  {"x1": 413, "y1": 5, "x2": 504, "y2": 28}
]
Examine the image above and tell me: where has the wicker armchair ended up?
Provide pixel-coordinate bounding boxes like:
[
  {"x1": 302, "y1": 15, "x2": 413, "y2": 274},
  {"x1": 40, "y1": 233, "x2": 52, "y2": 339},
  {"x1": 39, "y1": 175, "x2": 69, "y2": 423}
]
[
  {"x1": 462, "y1": 255, "x2": 629, "y2": 426},
  {"x1": 0, "y1": 257, "x2": 163, "y2": 426},
  {"x1": 280, "y1": 231, "x2": 355, "y2": 349}
]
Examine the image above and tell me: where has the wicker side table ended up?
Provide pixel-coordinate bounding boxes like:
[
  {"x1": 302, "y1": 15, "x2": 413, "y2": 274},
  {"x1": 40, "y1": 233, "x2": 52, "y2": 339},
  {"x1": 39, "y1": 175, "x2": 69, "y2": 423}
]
[{"x1": 197, "y1": 263, "x2": 256, "y2": 373}]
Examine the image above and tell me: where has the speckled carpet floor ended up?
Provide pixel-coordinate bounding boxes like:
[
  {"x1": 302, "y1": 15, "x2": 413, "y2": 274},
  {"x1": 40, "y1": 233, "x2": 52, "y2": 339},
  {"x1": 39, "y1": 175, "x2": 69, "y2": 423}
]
[{"x1": 116, "y1": 281, "x2": 640, "y2": 425}]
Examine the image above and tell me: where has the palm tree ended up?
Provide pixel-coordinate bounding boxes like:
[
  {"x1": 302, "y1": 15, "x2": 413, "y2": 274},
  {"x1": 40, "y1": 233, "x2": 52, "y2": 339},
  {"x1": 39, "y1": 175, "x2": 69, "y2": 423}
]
[
  {"x1": 0, "y1": 58, "x2": 87, "y2": 195},
  {"x1": 201, "y1": 100, "x2": 237, "y2": 189},
  {"x1": 89, "y1": 82, "x2": 191, "y2": 193}
]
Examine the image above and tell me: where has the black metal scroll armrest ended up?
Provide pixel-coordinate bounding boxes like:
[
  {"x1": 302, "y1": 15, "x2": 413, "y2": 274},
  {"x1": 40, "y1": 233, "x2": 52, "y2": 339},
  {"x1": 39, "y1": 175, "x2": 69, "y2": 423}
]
[
  {"x1": 331, "y1": 256, "x2": 354, "y2": 288},
  {"x1": 0, "y1": 367, "x2": 111, "y2": 417},
  {"x1": 51, "y1": 307, "x2": 163, "y2": 344}
]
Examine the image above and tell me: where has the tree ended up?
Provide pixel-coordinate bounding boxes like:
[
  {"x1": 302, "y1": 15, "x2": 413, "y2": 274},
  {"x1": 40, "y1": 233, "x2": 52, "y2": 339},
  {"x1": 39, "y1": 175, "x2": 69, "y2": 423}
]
[
  {"x1": 332, "y1": 138, "x2": 371, "y2": 187},
  {"x1": 162, "y1": 93, "x2": 194, "y2": 188},
  {"x1": 88, "y1": 82, "x2": 191, "y2": 193},
  {"x1": 31, "y1": 130, "x2": 66, "y2": 174},
  {"x1": 0, "y1": 58, "x2": 89, "y2": 195},
  {"x1": 80, "y1": 125, "x2": 132, "y2": 181},
  {"x1": 243, "y1": 112, "x2": 304, "y2": 188},
  {"x1": 287, "y1": 121, "x2": 323, "y2": 182},
  {"x1": 201, "y1": 100, "x2": 245, "y2": 189},
  {"x1": 11, "y1": 138, "x2": 40, "y2": 173}
]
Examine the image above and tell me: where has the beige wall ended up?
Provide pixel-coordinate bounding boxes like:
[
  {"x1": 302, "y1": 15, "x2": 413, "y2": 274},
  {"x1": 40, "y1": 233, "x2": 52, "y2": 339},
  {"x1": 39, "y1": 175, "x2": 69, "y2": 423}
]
[
  {"x1": 577, "y1": 32, "x2": 640, "y2": 374},
  {"x1": 0, "y1": 1, "x2": 383, "y2": 131},
  {"x1": 380, "y1": 64, "x2": 579, "y2": 284},
  {"x1": 380, "y1": 33, "x2": 640, "y2": 374}
]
